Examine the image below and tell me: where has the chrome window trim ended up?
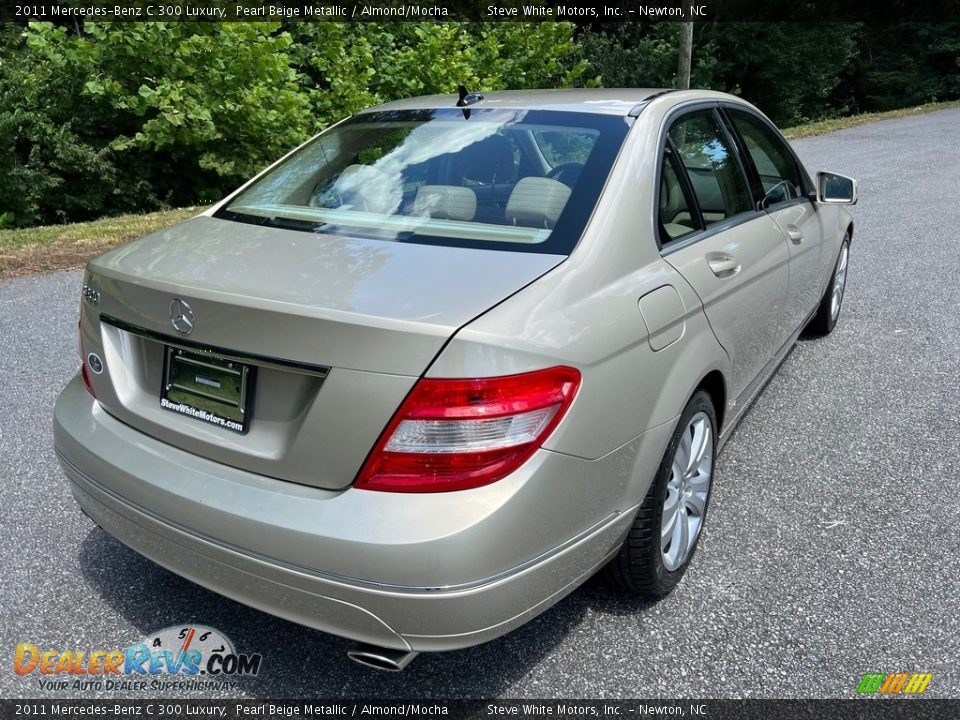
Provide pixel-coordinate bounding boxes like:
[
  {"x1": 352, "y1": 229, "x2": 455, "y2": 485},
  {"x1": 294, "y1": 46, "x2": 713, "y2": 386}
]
[{"x1": 659, "y1": 209, "x2": 769, "y2": 257}]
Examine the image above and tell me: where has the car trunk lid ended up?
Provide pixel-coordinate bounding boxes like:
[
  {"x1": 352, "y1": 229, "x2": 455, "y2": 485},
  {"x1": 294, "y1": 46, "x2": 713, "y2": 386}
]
[{"x1": 81, "y1": 216, "x2": 563, "y2": 490}]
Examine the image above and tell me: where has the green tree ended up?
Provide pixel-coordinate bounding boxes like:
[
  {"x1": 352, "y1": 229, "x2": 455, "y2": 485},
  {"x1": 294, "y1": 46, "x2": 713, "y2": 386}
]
[
  {"x1": 703, "y1": 23, "x2": 859, "y2": 125},
  {"x1": 579, "y1": 24, "x2": 718, "y2": 92},
  {"x1": 43, "y1": 22, "x2": 312, "y2": 192},
  {"x1": 0, "y1": 25, "x2": 120, "y2": 227},
  {"x1": 580, "y1": 22, "x2": 859, "y2": 125},
  {"x1": 287, "y1": 23, "x2": 595, "y2": 130},
  {"x1": 1, "y1": 21, "x2": 596, "y2": 228},
  {"x1": 840, "y1": 23, "x2": 960, "y2": 113},
  {"x1": 0, "y1": 22, "x2": 311, "y2": 226}
]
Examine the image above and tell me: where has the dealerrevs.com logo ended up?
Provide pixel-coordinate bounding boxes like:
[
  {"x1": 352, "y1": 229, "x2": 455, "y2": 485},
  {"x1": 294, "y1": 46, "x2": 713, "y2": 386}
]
[
  {"x1": 14, "y1": 625, "x2": 262, "y2": 692},
  {"x1": 856, "y1": 672, "x2": 933, "y2": 695}
]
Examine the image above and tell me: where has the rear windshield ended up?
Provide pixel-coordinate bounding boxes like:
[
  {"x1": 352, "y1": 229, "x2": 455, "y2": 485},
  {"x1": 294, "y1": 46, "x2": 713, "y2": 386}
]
[{"x1": 216, "y1": 109, "x2": 630, "y2": 255}]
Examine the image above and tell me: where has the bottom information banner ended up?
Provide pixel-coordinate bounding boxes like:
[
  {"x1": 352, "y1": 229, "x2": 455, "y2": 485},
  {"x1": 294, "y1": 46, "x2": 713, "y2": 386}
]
[{"x1": 1, "y1": 700, "x2": 959, "y2": 720}]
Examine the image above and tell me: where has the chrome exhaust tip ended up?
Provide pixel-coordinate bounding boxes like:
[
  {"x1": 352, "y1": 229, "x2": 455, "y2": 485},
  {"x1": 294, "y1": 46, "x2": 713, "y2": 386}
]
[{"x1": 346, "y1": 643, "x2": 419, "y2": 672}]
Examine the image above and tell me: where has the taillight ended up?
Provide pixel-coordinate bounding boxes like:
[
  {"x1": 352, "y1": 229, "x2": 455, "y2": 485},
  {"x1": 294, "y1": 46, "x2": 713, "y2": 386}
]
[
  {"x1": 78, "y1": 324, "x2": 96, "y2": 398},
  {"x1": 81, "y1": 363, "x2": 96, "y2": 397},
  {"x1": 355, "y1": 366, "x2": 581, "y2": 493}
]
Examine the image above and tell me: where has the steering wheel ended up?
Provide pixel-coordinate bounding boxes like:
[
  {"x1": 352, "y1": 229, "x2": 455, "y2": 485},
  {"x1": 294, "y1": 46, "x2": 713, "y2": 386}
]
[{"x1": 546, "y1": 162, "x2": 585, "y2": 188}]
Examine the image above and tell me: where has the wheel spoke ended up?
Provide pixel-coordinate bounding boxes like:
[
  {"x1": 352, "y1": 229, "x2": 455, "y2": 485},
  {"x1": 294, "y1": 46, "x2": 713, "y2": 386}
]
[
  {"x1": 685, "y1": 487, "x2": 708, "y2": 517},
  {"x1": 676, "y1": 426, "x2": 692, "y2": 475},
  {"x1": 675, "y1": 507, "x2": 690, "y2": 564},
  {"x1": 661, "y1": 492, "x2": 679, "y2": 546},
  {"x1": 669, "y1": 460, "x2": 683, "y2": 491},
  {"x1": 685, "y1": 418, "x2": 708, "y2": 477},
  {"x1": 686, "y1": 464, "x2": 710, "y2": 503},
  {"x1": 663, "y1": 507, "x2": 685, "y2": 568}
]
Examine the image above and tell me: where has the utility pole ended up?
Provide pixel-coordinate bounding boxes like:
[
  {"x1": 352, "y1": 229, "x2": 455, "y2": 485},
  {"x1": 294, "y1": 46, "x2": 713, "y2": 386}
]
[{"x1": 676, "y1": 22, "x2": 694, "y2": 90}]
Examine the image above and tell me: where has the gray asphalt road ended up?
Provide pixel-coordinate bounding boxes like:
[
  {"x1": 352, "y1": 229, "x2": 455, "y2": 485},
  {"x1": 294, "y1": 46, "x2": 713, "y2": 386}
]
[{"x1": 2, "y1": 109, "x2": 958, "y2": 700}]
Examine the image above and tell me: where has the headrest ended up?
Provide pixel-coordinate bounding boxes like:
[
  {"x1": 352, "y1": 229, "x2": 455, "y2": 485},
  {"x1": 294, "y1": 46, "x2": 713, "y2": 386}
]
[{"x1": 505, "y1": 177, "x2": 572, "y2": 228}]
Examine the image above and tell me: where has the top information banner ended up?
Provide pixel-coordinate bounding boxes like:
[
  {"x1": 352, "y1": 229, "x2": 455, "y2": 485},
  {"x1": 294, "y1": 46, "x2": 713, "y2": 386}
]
[{"x1": 4, "y1": 0, "x2": 960, "y2": 22}]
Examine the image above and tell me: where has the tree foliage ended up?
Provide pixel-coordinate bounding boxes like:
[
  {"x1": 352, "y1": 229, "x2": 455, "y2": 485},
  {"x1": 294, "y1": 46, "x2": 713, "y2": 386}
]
[
  {"x1": 579, "y1": 22, "x2": 959, "y2": 126},
  {"x1": 0, "y1": 21, "x2": 590, "y2": 227},
  {"x1": 579, "y1": 24, "x2": 718, "y2": 91},
  {"x1": 703, "y1": 23, "x2": 859, "y2": 125},
  {"x1": 286, "y1": 23, "x2": 594, "y2": 129},
  {"x1": 1, "y1": 22, "x2": 310, "y2": 226},
  {"x1": 838, "y1": 24, "x2": 960, "y2": 112},
  {"x1": 0, "y1": 25, "x2": 115, "y2": 227}
]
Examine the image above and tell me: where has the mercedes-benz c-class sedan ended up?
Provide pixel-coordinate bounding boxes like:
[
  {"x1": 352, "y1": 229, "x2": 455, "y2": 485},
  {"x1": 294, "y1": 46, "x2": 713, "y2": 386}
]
[{"x1": 54, "y1": 89, "x2": 856, "y2": 671}]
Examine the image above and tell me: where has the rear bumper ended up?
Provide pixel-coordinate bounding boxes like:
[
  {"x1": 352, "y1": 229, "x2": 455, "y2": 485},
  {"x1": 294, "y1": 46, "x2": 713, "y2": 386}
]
[{"x1": 54, "y1": 376, "x2": 669, "y2": 651}]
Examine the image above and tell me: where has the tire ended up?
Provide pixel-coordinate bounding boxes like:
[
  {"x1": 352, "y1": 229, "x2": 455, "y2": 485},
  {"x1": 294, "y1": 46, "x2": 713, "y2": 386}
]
[
  {"x1": 806, "y1": 235, "x2": 850, "y2": 337},
  {"x1": 604, "y1": 390, "x2": 717, "y2": 596}
]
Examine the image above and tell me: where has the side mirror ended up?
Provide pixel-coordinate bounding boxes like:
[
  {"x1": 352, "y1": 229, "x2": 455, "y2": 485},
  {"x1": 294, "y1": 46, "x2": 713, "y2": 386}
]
[{"x1": 816, "y1": 171, "x2": 858, "y2": 205}]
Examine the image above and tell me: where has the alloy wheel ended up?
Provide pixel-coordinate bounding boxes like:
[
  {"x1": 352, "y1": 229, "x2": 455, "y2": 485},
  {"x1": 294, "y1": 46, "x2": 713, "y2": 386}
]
[
  {"x1": 661, "y1": 412, "x2": 713, "y2": 571},
  {"x1": 831, "y1": 244, "x2": 849, "y2": 323}
]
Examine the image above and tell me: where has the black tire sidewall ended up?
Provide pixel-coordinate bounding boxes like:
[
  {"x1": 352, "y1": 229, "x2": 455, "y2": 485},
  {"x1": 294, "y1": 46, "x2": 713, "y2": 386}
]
[{"x1": 811, "y1": 236, "x2": 850, "y2": 336}]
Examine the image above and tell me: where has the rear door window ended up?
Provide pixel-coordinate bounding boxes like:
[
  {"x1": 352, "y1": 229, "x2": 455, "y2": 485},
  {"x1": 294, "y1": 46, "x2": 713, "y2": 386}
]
[
  {"x1": 667, "y1": 111, "x2": 753, "y2": 226},
  {"x1": 658, "y1": 151, "x2": 700, "y2": 243}
]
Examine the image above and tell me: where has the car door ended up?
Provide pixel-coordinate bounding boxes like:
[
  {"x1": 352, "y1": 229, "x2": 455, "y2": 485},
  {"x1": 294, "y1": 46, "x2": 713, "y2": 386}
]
[
  {"x1": 658, "y1": 108, "x2": 791, "y2": 402},
  {"x1": 723, "y1": 107, "x2": 825, "y2": 334}
]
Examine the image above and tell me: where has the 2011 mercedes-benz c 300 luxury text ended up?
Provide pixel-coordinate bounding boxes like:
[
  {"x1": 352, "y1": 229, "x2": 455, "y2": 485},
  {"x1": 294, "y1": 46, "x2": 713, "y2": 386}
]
[{"x1": 54, "y1": 89, "x2": 857, "y2": 671}]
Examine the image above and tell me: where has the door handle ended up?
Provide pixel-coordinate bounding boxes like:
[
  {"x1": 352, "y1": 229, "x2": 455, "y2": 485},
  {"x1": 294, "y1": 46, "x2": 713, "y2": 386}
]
[
  {"x1": 706, "y1": 253, "x2": 740, "y2": 278},
  {"x1": 786, "y1": 225, "x2": 804, "y2": 244}
]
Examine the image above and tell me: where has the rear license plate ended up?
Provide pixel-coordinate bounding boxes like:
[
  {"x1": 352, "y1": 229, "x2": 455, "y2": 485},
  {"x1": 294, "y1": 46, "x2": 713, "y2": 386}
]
[{"x1": 160, "y1": 346, "x2": 253, "y2": 433}]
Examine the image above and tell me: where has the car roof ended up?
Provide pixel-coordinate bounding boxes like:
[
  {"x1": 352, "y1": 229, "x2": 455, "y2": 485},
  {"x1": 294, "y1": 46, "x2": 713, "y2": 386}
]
[
  {"x1": 366, "y1": 88, "x2": 675, "y2": 116},
  {"x1": 365, "y1": 88, "x2": 752, "y2": 117}
]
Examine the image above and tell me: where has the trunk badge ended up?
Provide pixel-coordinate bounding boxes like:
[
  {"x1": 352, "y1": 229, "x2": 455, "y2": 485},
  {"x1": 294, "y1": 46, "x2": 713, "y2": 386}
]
[
  {"x1": 170, "y1": 298, "x2": 194, "y2": 334},
  {"x1": 81, "y1": 284, "x2": 100, "y2": 304}
]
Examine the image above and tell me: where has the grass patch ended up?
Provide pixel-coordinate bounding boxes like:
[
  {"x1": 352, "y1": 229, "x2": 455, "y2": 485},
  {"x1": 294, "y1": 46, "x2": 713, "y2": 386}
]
[
  {"x1": 0, "y1": 207, "x2": 199, "y2": 280},
  {"x1": 783, "y1": 100, "x2": 960, "y2": 139}
]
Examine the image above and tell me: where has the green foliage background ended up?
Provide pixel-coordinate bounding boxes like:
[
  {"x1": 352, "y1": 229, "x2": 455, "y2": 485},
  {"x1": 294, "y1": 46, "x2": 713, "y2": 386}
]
[
  {"x1": 579, "y1": 23, "x2": 960, "y2": 123},
  {"x1": 0, "y1": 21, "x2": 592, "y2": 227},
  {"x1": 0, "y1": 20, "x2": 956, "y2": 228}
]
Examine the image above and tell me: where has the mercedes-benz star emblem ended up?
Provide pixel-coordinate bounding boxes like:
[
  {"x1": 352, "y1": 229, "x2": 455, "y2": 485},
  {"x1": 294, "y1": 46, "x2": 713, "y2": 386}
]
[{"x1": 170, "y1": 298, "x2": 194, "y2": 334}]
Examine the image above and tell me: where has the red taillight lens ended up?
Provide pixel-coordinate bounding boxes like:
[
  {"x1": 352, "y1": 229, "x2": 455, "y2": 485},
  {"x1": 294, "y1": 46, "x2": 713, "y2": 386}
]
[
  {"x1": 78, "y1": 324, "x2": 96, "y2": 398},
  {"x1": 355, "y1": 366, "x2": 581, "y2": 493},
  {"x1": 81, "y1": 363, "x2": 96, "y2": 398}
]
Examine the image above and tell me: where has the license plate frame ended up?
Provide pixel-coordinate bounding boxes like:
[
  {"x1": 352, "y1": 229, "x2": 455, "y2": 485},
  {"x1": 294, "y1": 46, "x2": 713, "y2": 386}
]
[{"x1": 160, "y1": 345, "x2": 254, "y2": 434}]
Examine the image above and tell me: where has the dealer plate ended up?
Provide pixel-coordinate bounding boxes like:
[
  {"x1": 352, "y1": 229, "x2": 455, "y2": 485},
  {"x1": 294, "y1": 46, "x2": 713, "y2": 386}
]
[{"x1": 160, "y1": 346, "x2": 253, "y2": 434}]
